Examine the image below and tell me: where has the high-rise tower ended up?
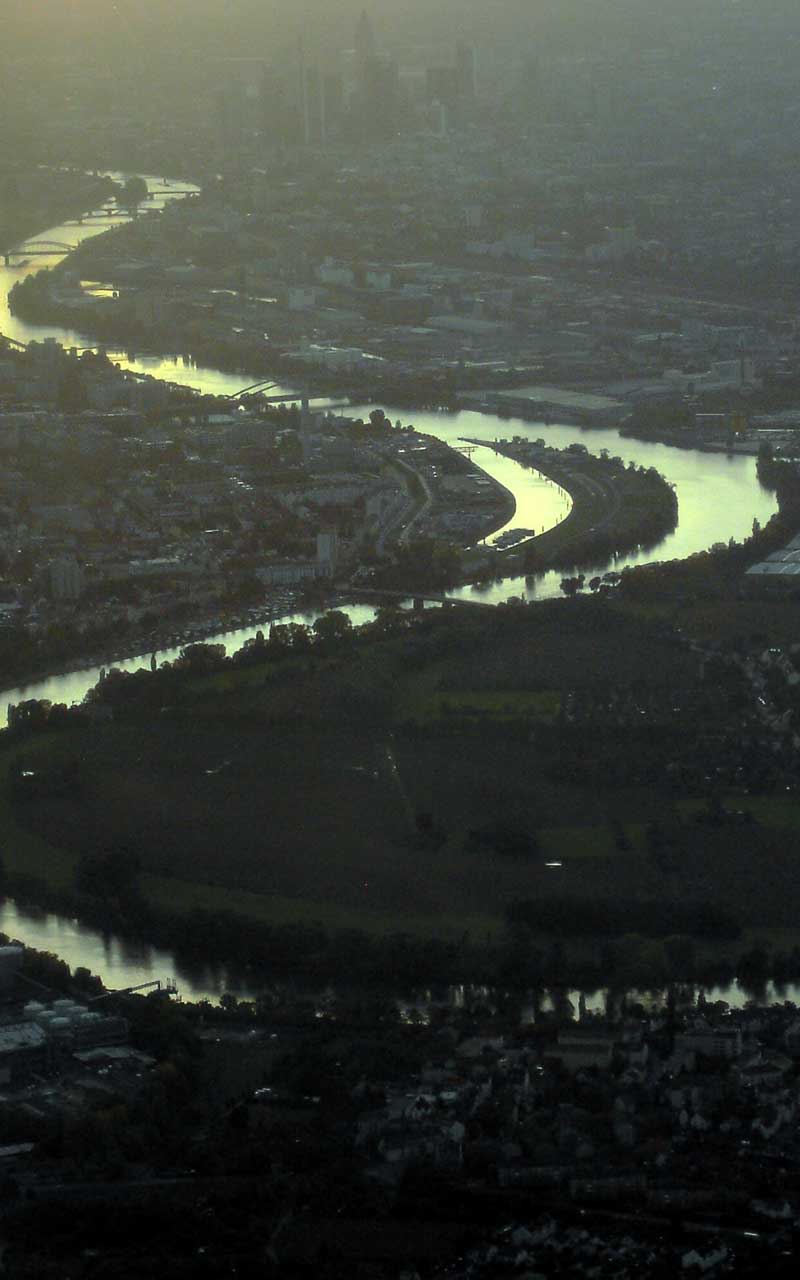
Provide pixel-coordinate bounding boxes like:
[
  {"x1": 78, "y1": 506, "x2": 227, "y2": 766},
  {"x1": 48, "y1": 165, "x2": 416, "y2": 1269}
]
[
  {"x1": 355, "y1": 10, "x2": 376, "y2": 86},
  {"x1": 302, "y1": 64, "x2": 326, "y2": 145},
  {"x1": 455, "y1": 41, "x2": 477, "y2": 99}
]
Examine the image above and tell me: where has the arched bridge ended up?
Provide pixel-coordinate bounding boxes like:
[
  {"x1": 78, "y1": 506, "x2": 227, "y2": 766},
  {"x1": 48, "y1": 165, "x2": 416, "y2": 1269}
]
[
  {"x1": 3, "y1": 240, "x2": 75, "y2": 265},
  {"x1": 222, "y1": 379, "x2": 350, "y2": 408},
  {"x1": 223, "y1": 378, "x2": 283, "y2": 399}
]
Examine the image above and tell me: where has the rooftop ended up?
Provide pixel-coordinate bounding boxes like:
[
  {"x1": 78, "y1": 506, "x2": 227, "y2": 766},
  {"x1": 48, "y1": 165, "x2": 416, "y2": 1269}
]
[
  {"x1": 495, "y1": 384, "x2": 625, "y2": 412},
  {"x1": 0, "y1": 1023, "x2": 46, "y2": 1054}
]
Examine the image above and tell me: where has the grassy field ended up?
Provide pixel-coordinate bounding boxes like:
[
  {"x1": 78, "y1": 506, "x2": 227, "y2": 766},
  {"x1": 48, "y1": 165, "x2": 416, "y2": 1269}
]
[
  {"x1": 18, "y1": 723, "x2": 410, "y2": 905},
  {"x1": 0, "y1": 787, "x2": 79, "y2": 891},
  {"x1": 0, "y1": 731, "x2": 497, "y2": 941},
  {"x1": 9, "y1": 715, "x2": 800, "y2": 940},
  {"x1": 434, "y1": 604, "x2": 699, "y2": 696},
  {"x1": 539, "y1": 822, "x2": 648, "y2": 860},
  {"x1": 7, "y1": 599, "x2": 800, "y2": 946},
  {"x1": 2, "y1": 707, "x2": 667, "y2": 937},
  {"x1": 5, "y1": 719, "x2": 687, "y2": 930},
  {"x1": 405, "y1": 687, "x2": 561, "y2": 727}
]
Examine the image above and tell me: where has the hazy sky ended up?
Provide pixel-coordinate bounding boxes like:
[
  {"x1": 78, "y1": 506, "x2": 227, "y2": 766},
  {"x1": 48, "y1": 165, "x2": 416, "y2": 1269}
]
[
  {"x1": 3, "y1": 0, "x2": 799, "y2": 91},
  {"x1": 5, "y1": 0, "x2": 797, "y2": 57}
]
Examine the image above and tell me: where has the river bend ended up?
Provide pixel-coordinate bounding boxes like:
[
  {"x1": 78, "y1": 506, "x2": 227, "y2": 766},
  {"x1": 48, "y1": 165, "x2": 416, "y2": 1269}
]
[{"x1": 0, "y1": 173, "x2": 781, "y2": 998}]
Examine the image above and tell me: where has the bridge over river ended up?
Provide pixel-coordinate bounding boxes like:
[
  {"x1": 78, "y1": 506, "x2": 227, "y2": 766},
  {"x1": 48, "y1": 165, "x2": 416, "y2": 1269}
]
[
  {"x1": 346, "y1": 587, "x2": 493, "y2": 610},
  {"x1": 3, "y1": 239, "x2": 76, "y2": 265}
]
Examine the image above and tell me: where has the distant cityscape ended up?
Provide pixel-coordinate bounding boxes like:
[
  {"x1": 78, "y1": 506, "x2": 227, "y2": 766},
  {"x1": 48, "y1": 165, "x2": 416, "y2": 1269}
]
[{"x1": 6, "y1": 3, "x2": 800, "y2": 1276}]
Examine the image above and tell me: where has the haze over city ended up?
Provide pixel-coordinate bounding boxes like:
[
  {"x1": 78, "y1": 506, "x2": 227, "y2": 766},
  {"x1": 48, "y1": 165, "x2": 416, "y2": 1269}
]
[{"x1": 3, "y1": 1, "x2": 800, "y2": 1275}]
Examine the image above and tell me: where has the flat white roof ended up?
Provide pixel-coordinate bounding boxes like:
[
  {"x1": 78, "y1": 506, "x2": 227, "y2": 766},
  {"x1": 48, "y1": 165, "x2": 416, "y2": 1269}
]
[
  {"x1": 0, "y1": 1024, "x2": 46, "y2": 1053},
  {"x1": 497, "y1": 384, "x2": 624, "y2": 411}
]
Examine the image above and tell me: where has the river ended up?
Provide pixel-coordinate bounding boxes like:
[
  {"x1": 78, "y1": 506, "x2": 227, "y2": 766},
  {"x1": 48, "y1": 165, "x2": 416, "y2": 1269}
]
[
  {"x1": 0, "y1": 172, "x2": 782, "y2": 1002},
  {"x1": 0, "y1": 173, "x2": 299, "y2": 400},
  {"x1": 0, "y1": 897, "x2": 794, "y2": 1014},
  {"x1": 1, "y1": 172, "x2": 777, "y2": 613}
]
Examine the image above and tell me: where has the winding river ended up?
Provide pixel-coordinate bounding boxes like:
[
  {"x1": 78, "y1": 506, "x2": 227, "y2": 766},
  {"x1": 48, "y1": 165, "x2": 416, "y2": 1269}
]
[{"x1": 0, "y1": 173, "x2": 782, "y2": 1001}]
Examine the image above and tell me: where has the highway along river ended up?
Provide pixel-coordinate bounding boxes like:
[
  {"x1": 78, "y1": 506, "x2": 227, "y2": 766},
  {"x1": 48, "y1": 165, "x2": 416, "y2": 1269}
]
[{"x1": 0, "y1": 174, "x2": 781, "y2": 997}]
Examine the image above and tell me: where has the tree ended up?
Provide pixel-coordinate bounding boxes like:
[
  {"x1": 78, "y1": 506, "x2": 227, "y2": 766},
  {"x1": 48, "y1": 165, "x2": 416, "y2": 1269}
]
[
  {"x1": 312, "y1": 609, "x2": 353, "y2": 649},
  {"x1": 120, "y1": 175, "x2": 148, "y2": 214},
  {"x1": 174, "y1": 643, "x2": 226, "y2": 675},
  {"x1": 72, "y1": 966, "x2": 103, "y2": 996},
  {"x1": 610, "y1": 933, "x2": 668, "y2": 986},
  {"x1": 465, "y1": 820, "x2": 539, "y2": 859},
  {"x1": 737, "y1": 943, "x2": 770, "y2": 991},
  {"x1": 75, "y1": 846, "x2": 141, "y2": 904},
  {"x1": 268, "y1": 622, "x2": 311, "y2": 652},
  {"x1": 644, "y1": 818, "x2": 674, "y2": 872},
  {"x1": 414, "y1": 810, "x2": 445, "y2": 850},
  {"x1": 609, "y1": 818, "x2": 632, "y2": 852},
  {"x1": 56, "y1": 364, "x2": 87, "y2": 414},
  {"x1": 369, "y1": 605, "x2": 404, "y2": 636},
  {"x1": 8, "y1": 699, "x2": 52, "y2": 733},
  {"x1": 663, "y1": 934, "x2": 696, "y2": 981}
]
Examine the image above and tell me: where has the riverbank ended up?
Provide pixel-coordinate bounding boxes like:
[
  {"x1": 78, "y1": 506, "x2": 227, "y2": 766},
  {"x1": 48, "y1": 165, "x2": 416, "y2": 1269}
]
[
  {"x1": 0, "y1": 348, "x2": 527, "y2": 699},
  {"x1": 479, "y1": 470, "x2": 517, "y2": 544},
  {"x1": 0, "y1": 419, "x2": 521, "y2": 705},
  {"x1": 619, "y1": 419, "x2": 760, "y2": 454},
  {"x1": 1, "y1": 589, "x2": 333, "y2": 707}
]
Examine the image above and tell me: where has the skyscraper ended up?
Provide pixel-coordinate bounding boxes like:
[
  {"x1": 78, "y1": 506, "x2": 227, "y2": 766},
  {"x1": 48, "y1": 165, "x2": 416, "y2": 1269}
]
[
  {"x1": 323, "y1": 73, "x2": 344, "y2": 130},
  {"x1": 362, "y1": 52, "x2": 400, "y2": 141},
  {"x1": 302, "y1": 64, "x2": 325, "y2": 145},
  {"x1": 355, "y1": 9, "x2": 376, "y2": 87},
  {"x1": 455, "y1": 42, "x2": 477, "y2": 99}
]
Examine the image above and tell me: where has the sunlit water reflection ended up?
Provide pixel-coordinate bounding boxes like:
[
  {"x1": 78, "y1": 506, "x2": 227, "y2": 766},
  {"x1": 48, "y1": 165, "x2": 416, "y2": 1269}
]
[{"x1": 0, "y1": 174, "x2": 783, "y2": 999}]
